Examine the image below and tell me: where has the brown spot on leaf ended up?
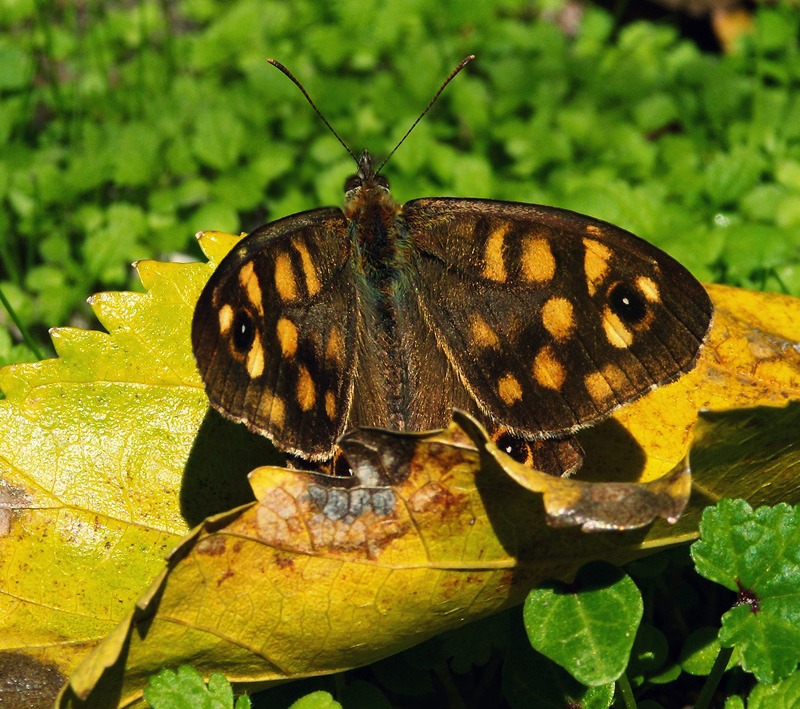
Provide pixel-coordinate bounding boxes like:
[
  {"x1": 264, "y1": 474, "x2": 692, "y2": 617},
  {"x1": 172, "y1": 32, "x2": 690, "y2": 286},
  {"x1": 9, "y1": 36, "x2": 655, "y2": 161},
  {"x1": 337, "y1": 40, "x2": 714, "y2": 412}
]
[
  {"x1": 274, "y1": 553, "x2": 295, "y2": 570},
  {"x1": 747, "y1": 334, "x2": 778, "y2": 360},
  {"x1": 217, "y1": 568, "x2": 235, "y2": 586},
  {"x1": 0, "y1": 481, "x2": 32, "y2": 538},
  {"x1": 195, "y1": 536, "x2": 226, "y2": 556},
  {"x1": 255, "y1": 486, "x2": 313, "y2": 552},
  {"x1": 0, "y1": 651, "x2": 66, "y2": 708},
  {"x1": 407, "y1": 482, "x2": 463, "y2": 516}
]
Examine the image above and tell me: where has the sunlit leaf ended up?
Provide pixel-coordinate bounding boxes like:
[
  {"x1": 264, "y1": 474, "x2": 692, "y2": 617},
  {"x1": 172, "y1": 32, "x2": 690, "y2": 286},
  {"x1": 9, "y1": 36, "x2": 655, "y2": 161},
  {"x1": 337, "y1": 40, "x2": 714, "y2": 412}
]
[
  {"x1": 691, "y1": 500, "x2": 800, "y2": 684},
  {"x1": 747, "y1": 669, "x2": 800, "y2": 708},
  {"x1": 1, "y1": 231, "x2": 799, "y2": 707},
  {"x1": 523, "y1": 562, "x2": 642, "y2": 686}
]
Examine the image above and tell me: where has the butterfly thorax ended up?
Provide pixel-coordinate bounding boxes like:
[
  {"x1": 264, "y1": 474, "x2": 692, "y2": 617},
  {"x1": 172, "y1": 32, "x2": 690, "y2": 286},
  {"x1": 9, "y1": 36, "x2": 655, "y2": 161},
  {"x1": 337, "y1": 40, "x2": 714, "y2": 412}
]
[
  {"x1": 342, "y1": 150, "x2": 412, "y2": 429},
  {"x1": 344, "y1": 150, "x2": 404, "y2": 292}
]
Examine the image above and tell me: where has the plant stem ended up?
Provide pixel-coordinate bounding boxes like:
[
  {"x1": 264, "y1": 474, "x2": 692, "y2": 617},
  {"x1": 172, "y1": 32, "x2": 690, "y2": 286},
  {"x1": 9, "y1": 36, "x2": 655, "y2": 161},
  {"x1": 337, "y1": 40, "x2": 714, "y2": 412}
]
[
  {"x1": 694, "y1": 646, "x2": 734, "y2": 709},
  {"x1": 0, "y1": 285, "x2": 44, "y2": 360},
  {"x1": 616, "y1": 672, "x2": 636, "y2": 709}
]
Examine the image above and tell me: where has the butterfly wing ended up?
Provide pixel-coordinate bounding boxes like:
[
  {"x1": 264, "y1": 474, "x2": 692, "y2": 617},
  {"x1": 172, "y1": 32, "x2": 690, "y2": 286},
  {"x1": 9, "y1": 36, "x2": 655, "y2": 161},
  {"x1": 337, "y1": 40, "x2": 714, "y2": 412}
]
[
  {"x1": 192, "y1": 208, "x2": 359, "y2": 460},
  {"x1": 401, "y1": 198, "x2": 713, "y2": 439}
]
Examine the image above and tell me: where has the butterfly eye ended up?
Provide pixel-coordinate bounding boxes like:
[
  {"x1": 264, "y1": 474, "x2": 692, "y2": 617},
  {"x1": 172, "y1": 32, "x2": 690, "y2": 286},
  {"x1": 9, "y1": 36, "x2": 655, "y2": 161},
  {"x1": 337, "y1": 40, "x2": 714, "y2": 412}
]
[
  {"x1": 344, "y1": 175, "x2": 362, "y2": 192},
  {"x1": 493, "y1": 431, "x2": 532, "y2": 465},
  {"x1": 608, "y1": 283, "x2": 648, "y2": 325},
  {"x1": 376, "y1": 175, "x2": 390, "y2": 189},
  {"x1": 231, "y1": 310, "x2": 256, "y2": 352}
]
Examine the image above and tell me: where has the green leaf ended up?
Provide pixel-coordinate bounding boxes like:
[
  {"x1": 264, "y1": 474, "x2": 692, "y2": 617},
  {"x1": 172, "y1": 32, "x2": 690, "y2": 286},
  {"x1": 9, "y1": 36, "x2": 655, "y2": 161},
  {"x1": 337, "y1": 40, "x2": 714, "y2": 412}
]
[
  {"x1": 188, "y1": 201, "x2": 240, "y2": 237},
  {"x1": 503, "y1": 621, "x2": 614, "y2": 709},
  {"x1": 522, "y1": 562, "x2": 643, "y2": 685},
  {"x1": 679, "y1": 626, "x2": 739, "y2": 676},
  {"x1": 112, "y1": 122, "x2": 162, "y2": 187},
  {"x1": 627, "y1": 623, "x2": 668, "y2": 684},
  {"x1": 720, "y1": 223, "x2": 790, "y2": 279},
  {"x1": 691, "y1": 500, "x2": 800, "y2": 684},
  {"x1": 705, "y1": 147, "x2": 765, "y2": 207},
  {"x1": 0, "y1": 41, "x2": 32, "y2": 90},
  {"x1": 724, "y1": 697, "x2": 745, "y2": 709},
  {"x1": 143, "y1": 666, "x2": 245, "y2": 709},
  {"x1": 747, "y1": 669, "x2": 800, "y2": 708},
  {"x1": 192, "y1": 108, "x2": 246, "y2": 171},
  {"x1": 289, "y1": 691, "x2": 343, "y2": 709}
]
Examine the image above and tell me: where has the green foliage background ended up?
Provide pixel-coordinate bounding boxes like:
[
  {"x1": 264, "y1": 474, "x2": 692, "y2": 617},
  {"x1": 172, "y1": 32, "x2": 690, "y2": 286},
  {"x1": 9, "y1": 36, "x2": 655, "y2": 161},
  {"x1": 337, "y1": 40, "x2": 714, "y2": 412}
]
[
  {"x1": 2, "y1": 0, "x2": 800, "y2": 367},
  {"x1": 3, "y1": 2, "x2": 800, "y2": 707}
]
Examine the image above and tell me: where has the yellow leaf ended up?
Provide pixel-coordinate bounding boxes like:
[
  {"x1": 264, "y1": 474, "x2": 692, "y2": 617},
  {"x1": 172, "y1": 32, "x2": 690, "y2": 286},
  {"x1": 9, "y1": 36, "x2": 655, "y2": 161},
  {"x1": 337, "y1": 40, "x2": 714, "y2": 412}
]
[
  {"x1": 1, "y1": 230, "x2": 799, "y2": 707},
  {"x1": 56, "y1": 417, "x2": 683, "y2": 707},
  {"x1": 0, "y1": 233, "x2": 275, "y2": 705}
]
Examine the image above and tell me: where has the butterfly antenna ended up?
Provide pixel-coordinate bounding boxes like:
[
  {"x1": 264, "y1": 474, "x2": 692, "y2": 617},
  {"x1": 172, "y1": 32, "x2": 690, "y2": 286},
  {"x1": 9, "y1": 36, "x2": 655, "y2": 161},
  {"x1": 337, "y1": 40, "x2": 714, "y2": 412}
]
[
  {"x1": 267, "y1": 58, "x2": 358, "y2": 163},
  {"x1": 376, "y1": 54, "x2": 475, "y2": 175}
]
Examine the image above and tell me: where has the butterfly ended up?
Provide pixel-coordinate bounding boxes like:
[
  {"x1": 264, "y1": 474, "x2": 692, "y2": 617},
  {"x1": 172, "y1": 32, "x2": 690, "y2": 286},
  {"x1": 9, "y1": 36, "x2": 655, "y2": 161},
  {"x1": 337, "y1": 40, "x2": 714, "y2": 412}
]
[{"x1": 191, "y1": 59, "x2": 714, "y2": 477}]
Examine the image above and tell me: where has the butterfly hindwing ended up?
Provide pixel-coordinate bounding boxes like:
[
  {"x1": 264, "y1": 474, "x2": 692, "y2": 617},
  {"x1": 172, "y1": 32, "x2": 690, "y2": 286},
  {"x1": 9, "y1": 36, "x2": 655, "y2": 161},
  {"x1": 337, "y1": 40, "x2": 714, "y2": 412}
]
[
  {"x1": 401, "y1": 197, "x2": 713, "y2": 438},
  {"x1": 191, "y1": 208, "x2": 359, "y2": 459}
]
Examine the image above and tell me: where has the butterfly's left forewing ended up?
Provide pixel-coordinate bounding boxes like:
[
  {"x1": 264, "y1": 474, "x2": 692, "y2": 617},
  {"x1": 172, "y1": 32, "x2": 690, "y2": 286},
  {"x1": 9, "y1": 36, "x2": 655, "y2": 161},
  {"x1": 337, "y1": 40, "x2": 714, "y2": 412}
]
[
  {"x1": 192, "y1": 209, "x2": 359, "y2": 460},
  {"x1": 401, "y1": 198, "x2": 713, "y2": 439}
]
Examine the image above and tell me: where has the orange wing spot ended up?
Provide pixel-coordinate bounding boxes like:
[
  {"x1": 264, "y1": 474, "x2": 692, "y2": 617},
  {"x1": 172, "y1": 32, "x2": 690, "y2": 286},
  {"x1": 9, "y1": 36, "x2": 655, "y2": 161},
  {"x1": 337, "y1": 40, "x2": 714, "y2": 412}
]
[
  {"x1": 246, "y1": 331, "x2": 265, "y2": 378},
  {"x1": 602, "y1": 363, "x2": 628, "y2": 390},
  {"x1": 325, "y1": 390, "x2": 336, "y2": 420},
  {"x1": 293, "y1": 240, "x2": 322, "y2": 297},
  {"x1": 276, "y1": 317, "x2": 298, "y2": 358},
  {"x1": 585, "y1": 224, "x2": 604, "y2": 237},
  {"x1": 637, "y1": 276, "x2": 661, "y2": 303},
  {"x1": 470, "y1": 314, "x2": 500, "y2": 348},
  {"x1": 541, "y1": 297, "x2": 575, "y2": 340},
  {"x1": 521, "y1": 237, "x2": 556, "y2": 283},
  {"x1": 585, "y1": 372, "x2": 612, "y2": 404},
  {"x1": 254, "y1": 387, "x2": 283, "y2": 429},
  {"x1": 533, "y1": 345, "x2": 566, "y2": 391},
  {"x1": 326, "y1": 326, "x2": 345, "y2": 364},
  {"x1": 218, "y1": 304, "x2": 234, "y2": 335},
  {"x1": 583, "y1": 238, "x2": 612, "y2": 297},
  {"x1": 482, "y1": 224, "x2": 508, "y2": 282},
  {"x1": 585, "y1": 364, "x2": 627, "y2": 405},
  {"x1": 274, "y1": 253, "x2": 298, "y2": 301},
  {"x1": 602, "y1": 308, "x2": 634, "y2": 348},
  {"x1": 270, "y1": 395, "x2": 285, "y2": 430},
  {"x1": 239, "y1": 261, "x2": 265, "y2": 315},
  {"x1": 297, "y1": 365, "x2": 316, "y2": 411},
  {"x1": 498, "y1": 373, "x2": 522, "y2": 404}
]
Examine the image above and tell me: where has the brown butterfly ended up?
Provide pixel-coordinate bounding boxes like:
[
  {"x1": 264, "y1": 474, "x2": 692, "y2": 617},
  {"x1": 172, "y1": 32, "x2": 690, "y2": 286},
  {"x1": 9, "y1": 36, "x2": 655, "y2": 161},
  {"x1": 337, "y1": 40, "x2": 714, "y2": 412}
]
[{"x1": 191, "y1": 58, "x2": 713, "y2": 476}]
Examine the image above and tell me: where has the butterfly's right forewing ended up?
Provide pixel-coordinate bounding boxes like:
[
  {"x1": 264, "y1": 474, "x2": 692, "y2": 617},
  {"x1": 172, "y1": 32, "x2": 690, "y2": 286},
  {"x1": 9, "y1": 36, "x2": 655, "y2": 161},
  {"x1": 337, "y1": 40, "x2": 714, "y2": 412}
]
[{"x1": 191, "y1": 208, "x2": 359, "y2": 460}]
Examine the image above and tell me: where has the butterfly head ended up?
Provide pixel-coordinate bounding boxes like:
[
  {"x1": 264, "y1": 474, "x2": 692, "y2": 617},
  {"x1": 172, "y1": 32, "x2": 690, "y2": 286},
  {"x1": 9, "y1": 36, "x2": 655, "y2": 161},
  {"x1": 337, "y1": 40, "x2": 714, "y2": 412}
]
[
  {"x1": 343, "y1": 149, "x2": 398, "y2": 222},
  {"x1": 344, "y1": 149, "x2": 390, "y2": 197}
]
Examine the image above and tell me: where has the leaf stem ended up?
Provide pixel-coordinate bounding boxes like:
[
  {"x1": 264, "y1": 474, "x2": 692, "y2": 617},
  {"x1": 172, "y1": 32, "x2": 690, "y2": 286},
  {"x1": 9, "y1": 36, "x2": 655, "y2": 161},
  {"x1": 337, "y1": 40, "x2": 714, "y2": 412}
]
[
  {"x1": 694, "y1": 646, "x2": 734, "y2": 709},
  {"x1": 0, "y1": 285, "x2": 44, "y2": 360},
  {"x1": 616, "y1": 672, "x2": 636, "y2": 709}
]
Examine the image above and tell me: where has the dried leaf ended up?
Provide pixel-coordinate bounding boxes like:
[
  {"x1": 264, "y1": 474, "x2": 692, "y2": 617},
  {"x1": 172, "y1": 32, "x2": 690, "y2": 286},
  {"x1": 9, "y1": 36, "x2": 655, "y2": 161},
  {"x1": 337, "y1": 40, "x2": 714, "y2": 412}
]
[
  {"x1": 485, "y1": 432, "x2": 691, "y2": 532},
  {"x1": 55, "y1": 418, "x2": 669, "y2": 707}
]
